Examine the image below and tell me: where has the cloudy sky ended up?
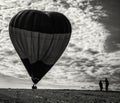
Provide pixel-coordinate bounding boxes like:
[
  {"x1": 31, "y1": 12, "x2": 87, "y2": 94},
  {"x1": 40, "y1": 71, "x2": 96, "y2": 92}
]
[{"x1": 0, "y1": 0, "x2": 120, "y2": 90}]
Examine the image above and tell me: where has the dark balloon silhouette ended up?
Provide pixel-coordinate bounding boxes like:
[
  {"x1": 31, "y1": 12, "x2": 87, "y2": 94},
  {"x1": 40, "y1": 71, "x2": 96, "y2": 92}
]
[{"x1": 9, "y1": 10, "x2": 72, "y2": 85}]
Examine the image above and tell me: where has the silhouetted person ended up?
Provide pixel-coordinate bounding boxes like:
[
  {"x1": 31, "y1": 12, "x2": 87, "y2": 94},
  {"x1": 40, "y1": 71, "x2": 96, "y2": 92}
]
[
  {"x1": 105, "y1": 78, "x2": 109, "y2": 92},
  {"x1": 32, "y1": 84, "x2": 37, "y2": 90},
  {"x1": 99, "y1": 80, "x2": 103, "y2": 91}
]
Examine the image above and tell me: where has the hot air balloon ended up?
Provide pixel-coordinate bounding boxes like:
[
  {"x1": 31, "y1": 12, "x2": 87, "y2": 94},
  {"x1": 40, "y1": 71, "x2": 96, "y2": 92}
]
[{"x1": 9, "y1": 10, "x2": 72, "y2": 88}]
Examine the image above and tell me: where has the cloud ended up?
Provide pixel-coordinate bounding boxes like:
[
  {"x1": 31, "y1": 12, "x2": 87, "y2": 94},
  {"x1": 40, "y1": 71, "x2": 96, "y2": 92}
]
[
  {"x1": 0, "y1": 0, "x2": 120, "y2": 91},
  {"x1": 104, "y1": 32, "x2": 120, "y2": 53},
  {"x1": 85, "y1": 49, "x2": 99, "y2": 55},
  {"x1": 5, "y1": 50, "x2": 16, "y2": 56}
]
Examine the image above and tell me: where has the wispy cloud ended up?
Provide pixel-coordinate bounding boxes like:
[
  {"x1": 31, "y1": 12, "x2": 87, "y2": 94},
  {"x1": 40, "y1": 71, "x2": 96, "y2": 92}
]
[{"x1": 0, "y1": 0, "x2": 120, "y2": 91}]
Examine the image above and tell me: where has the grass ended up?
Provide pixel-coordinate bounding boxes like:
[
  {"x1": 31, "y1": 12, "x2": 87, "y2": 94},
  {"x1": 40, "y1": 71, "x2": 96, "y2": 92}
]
[{"x1": 0, "y1": 89, "x2": 120, "y2": 103}]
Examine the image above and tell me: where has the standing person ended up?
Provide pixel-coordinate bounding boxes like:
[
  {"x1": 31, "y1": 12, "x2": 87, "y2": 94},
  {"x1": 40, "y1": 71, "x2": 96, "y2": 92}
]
[
  {"x1": 105, "y1": 78, "x2": 109, "y2": 92},
  {"x1": 99, "y1": 80, "x2": 103, "y2": 91}
]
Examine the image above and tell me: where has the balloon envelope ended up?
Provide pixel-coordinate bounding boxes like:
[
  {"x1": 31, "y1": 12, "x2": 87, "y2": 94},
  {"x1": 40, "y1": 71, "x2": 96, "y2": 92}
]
[{"x1": 9, "y1": 10, "x2": 72, "y2": 84}]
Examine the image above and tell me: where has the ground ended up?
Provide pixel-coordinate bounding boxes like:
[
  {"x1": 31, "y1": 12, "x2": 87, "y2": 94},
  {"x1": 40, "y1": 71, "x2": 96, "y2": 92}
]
[{"x1": 0, "y1": 89, "x2": 120, "y2": 103}]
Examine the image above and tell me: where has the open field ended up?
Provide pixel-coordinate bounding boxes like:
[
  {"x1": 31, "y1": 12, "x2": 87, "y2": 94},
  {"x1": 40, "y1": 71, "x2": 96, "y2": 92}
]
[{"x1": 0, "y1": 89, "x2": 120, "y2": 103}]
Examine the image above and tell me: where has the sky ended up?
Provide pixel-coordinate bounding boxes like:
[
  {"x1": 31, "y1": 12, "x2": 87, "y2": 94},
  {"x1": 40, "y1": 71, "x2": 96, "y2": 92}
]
[{"x1": 0, "y1": 0, "x2": 120, "y2": 91}]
